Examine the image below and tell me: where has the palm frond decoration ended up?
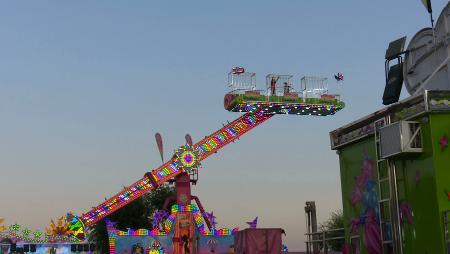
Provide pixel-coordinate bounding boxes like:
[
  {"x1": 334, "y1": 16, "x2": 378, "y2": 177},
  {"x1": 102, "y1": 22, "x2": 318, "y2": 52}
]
[
  {"x1": 46, "y1": 217, "x2": 73, "y2": 237},
  {"x1": 0, "y1": 218, "x2": 5, "y2": 231}
]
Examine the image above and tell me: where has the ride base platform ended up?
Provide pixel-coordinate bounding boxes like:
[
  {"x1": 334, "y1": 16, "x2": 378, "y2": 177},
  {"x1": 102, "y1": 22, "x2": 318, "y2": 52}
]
[{"x1": 224, "y1": 93, "x2": 345, "y2": 116}]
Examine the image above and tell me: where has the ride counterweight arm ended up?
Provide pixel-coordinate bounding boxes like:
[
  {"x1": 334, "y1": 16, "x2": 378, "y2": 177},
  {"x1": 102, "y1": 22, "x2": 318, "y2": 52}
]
[{"x1": 80, "y1": 111, "x2": 273, "y2": 227}]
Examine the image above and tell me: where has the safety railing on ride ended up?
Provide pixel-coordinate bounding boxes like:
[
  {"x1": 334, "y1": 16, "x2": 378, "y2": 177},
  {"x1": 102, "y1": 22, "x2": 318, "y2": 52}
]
[
  {"x1": 227, "y1": 72, "x2": 343, "y2": 107},
  {"x1": 228, "y1": 71, "x2": 256, "y2": 93}
]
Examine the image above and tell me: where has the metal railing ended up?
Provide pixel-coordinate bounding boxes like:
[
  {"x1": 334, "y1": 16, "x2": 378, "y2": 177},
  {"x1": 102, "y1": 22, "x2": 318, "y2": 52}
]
[
  {"x1": 305, "y1": 228, "x2": 345, "y2": 254},
  {"x1": 444, "y1": 210, "x2": 450, "y2": 254},
  {"x1": 228, "y1": 72, "x2": 256, "y2": 92}
]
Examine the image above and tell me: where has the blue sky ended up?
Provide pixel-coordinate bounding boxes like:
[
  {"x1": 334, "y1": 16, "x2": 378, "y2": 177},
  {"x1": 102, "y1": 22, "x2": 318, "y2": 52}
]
[{"x1": 1, "y1": 0, "x2": 448, "y2": 251}]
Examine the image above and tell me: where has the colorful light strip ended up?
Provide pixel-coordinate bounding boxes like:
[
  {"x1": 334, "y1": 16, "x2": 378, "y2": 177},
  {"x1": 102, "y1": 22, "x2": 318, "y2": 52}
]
[
  {"x1": 230, "y1": 101, "x2": 344, "y2": 116},
  {"x1": 0, "y1": 232, "x2": 83, "y2": 244},
  {"x1": 1, "y1": 221, "x2": 85, "y2": 244},
  {"x1": 67, "y1": 213, "x2": 85, "y2": 241},
  {"x1": 201, "y1": 228, "x2": 239, "y2": 236},
  {"x1": 164, "y1": 215, "x2": 176, "y2": 234},
  {"x1": 109, "y1": 204, "x2": 237, "y2": 238},
  {"x1": 109, "y1": 234, "x2": 116, "y2": 254},
  {"x1": 192, "y1": 213, "x2": 205, "y2": 229},
  {"x1": 117, "y1": 228, "x2": 166, "y2": 236},
  {"x1": 81, "y1": 177, "x2": 154, "y2": 225},
  {"x1": 151, "y1": 112, "x2": 271, "y2": 185},
  {"x1": 151, "y1": 162, "x2": 180, "y2": 182},
  {"x1": 82, "y1": 113, "x2": 273, "y2": 227},
  {"x1": 194, "y1": 112, "x2": 272, "y2": 160},
  {"x1": 171, "y1": 204, "x2": 197, "y2": 213}
]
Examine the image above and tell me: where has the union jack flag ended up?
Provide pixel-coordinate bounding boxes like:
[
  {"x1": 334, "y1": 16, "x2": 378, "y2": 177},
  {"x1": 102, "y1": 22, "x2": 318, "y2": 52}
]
[{"x1": 334, "y1": 73, "x2": 344, "y2": 82}]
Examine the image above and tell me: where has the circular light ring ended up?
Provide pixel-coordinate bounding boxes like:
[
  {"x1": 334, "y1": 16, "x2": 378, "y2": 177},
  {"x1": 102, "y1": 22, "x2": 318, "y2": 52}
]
[
  {"x1": 180, "y1": 151, "x2": 196, "y2": 167},
  {"x1": 175, "y1": 145, "x2": 201, "y2": 173}
]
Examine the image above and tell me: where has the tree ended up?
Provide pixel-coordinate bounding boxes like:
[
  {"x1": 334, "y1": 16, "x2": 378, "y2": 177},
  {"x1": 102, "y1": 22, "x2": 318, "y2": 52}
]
[
  {"x1": 320, "y1": 209, "x2": 345, "y2": 252},
  {"x1": 143, "y1": 184, "x2": 176, "y2": 212},
  {"x1": 89, "y1": 185, "x2": 175, "y2": 254}
]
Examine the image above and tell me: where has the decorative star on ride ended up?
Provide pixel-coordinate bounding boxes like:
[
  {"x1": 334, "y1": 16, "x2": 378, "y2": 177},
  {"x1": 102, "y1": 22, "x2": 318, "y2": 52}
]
[
  {"x1": 10, "y1": 223, "x2": 20, "y2": 233},
  {"x1": 33, "y1": 230, "x2": 43, "y2": 239},
  {"x1": 22, "y1": 228, "x2": 31, "y2": 238},
  {"x1": 174, "y1": 144, "x2": 201, "y2": 173},
  {"x1": 205, "y1": 211, "x2": 217, "y2": 228},
  {"x1": 150, "y1": 210, "x2": 169, "y2": 229},
  {"x1": 151, "y1": 219, "x2": 159, "y2": 228}
]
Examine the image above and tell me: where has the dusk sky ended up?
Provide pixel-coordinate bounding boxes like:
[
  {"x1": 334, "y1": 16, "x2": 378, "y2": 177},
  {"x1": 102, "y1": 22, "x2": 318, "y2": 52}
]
[{"x1": 1, "y1": 0, "x2": 448, "y2": 251}]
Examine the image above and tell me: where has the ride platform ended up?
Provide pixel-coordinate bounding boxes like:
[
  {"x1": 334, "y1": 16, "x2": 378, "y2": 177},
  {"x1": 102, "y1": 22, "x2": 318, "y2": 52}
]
[{"x1": 224, "y1": 93, "x2": 345, "y2": 116}]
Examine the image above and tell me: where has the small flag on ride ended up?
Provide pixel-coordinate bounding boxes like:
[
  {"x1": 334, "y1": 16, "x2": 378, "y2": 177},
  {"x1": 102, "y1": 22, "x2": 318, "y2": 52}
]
[
  {"x1": 421, "y1": 0, "x2": 432, "y2": 13},
  {"x1": 155, "y1": 133, "x2": 164, "y2": 163},
  {"x1": 334, "y1": 73, "x2": 344, "y2": 82},
  {"x1": 185, "y1": 134, "x2": 193, "y2": 146}
]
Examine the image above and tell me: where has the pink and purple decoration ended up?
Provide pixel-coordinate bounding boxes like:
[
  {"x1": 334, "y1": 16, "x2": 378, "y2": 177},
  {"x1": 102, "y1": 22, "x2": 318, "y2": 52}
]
[
  {"x1": 341, "y1": 243, "x2": 350, "y2": 254},
  {"x1": 415, "y1": 170, "x2": 421, "y2": 186},
  {"x1": 206, "y1": 211, "x2": 217, "y2": 229},
  {"x1": 151, "y1": 210, "x2": 169, "y2": 229},
  {"x1": 246, "y1": 217, "x2": 258, "y2": 229},
  {"x1": 349, "y1": 154, "x2": 382, "y2": 254},
  {"x1": 440, "y1": 135, "x2": 449, "y2": 151},
  {"x1": 399, "y1": 202, "x2": 414, "y2": 225}
]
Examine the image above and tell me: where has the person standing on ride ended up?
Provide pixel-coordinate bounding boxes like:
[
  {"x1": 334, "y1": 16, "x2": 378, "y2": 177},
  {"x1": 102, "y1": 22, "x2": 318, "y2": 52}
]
[
  {"x1": 283, "y1": 82, "x2": 291, "y2": 95},
  {"x1": 182, "y1": 235, "x2": 190, "y2": 254},
  {"x1": 270, "y1": 77, "x2": 279, "y2": 96}
]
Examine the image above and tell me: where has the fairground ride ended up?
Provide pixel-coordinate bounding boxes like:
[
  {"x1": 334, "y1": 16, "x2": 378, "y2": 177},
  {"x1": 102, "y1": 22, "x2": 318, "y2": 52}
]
[{"x1": 65, "y1": 69, "x2": 345, "y2": 252}]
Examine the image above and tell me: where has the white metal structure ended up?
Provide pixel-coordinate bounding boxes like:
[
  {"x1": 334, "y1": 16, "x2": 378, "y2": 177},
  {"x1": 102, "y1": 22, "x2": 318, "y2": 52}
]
[
  {"x1": 403, "y1": 2, "x2": 450, "y2": 95},
  {"x1": 265, "y1": 74, "x2": 294, "y2": 97},
  {"x1": 301, "y1": 76, "x2": 328, "y2": 99},
  {"x1": 379, "y1": 121, "x2": 423, "y2": 159},
  {"x1": 444, "y1": 210, "x2": 450, "y2": 254},
  {"x1": 227, "y1": 71, "x2": 256, "y2": 94}
]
